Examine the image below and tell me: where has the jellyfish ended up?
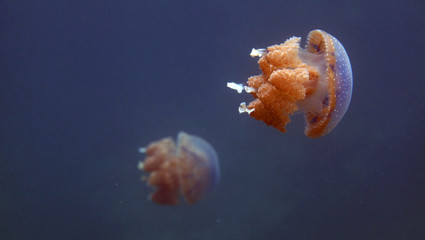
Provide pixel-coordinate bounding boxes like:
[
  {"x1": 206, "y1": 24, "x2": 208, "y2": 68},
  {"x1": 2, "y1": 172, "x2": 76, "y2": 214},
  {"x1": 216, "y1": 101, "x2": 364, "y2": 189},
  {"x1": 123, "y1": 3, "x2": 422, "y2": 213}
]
[
  {"x1": 227, "y1": 29, "x2": 353, "y2": 138},
  {"x1": 138, "y1": 132, "x2": 220, "y2": 205}
]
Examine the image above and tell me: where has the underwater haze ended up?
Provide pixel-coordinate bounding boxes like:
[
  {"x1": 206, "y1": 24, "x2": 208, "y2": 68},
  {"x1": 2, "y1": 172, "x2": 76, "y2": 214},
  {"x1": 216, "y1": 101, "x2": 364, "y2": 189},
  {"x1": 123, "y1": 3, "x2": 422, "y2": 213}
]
[{"x1": 1, "y1": 1, "x2": 425, "y2": 239}]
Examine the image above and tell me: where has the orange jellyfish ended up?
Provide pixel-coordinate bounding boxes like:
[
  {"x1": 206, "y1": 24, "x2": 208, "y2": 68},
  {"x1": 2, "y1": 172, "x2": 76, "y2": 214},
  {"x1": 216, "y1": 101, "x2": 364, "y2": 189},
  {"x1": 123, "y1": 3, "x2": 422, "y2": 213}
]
[
  {"x1": 138, "y1": 132, "x2": 220, "y2": 205},
  {"x1": 227, "y1": 29, "x2": 353, "y2": 138}
]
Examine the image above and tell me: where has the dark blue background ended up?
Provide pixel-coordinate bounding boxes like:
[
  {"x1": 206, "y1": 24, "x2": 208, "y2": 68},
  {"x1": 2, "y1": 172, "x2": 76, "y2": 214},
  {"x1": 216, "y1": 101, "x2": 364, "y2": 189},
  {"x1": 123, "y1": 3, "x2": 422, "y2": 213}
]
[{"x1": 1, "y1": 1, "x2": 424, "y2": 239}]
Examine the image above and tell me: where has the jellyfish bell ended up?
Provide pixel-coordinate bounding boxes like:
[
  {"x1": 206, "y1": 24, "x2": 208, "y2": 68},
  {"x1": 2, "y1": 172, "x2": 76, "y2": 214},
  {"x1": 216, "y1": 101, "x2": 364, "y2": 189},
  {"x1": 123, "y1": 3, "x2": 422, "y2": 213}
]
[
  {"x1": 177, "y1": 132, "x2": 220, "y2": 202},
  {"x1": 227, "y1": 29, "x2": 353, "y2": 138},
  {"x1": 138, "y1": 132, "x2": 220, "y2": 205},
  {"x1": 302, "y1": 30, "x2": 353, "y2": 137}
]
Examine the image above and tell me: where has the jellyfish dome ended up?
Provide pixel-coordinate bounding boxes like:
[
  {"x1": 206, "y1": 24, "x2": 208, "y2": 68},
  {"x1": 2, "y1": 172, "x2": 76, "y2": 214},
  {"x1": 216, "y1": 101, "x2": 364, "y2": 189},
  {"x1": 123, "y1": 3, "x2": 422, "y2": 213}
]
[
  {"x1": 228, "y1": 29, "x2": 353, "y2": 138},
  {"x1": 138, "y1": 132, "x2": 220, "y2": 205}
]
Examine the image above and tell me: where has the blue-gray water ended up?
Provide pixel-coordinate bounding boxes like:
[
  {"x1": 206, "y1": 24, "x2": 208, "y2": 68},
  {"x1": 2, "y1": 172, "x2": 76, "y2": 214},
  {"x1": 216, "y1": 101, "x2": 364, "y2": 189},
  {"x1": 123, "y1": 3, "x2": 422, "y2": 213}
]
[{"x1": 1, "y1": 1, "x2": 424, "y2": 239}]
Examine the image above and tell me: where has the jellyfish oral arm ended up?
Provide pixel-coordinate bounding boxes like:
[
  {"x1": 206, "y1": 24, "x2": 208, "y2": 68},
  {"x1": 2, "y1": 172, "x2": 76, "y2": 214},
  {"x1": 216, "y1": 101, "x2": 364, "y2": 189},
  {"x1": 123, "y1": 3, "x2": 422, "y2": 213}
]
[
  {"x1": 226, "y1": 82, "x2": 256, "y2": 114},
  {"x1": 238, "y1": 102, "x2": 254, "y2": 114},
  {"x1": 250, "y1": 48, "x2": 266, "y2": 57},
  {"x1": 226, "y1": 82, "x2": 244, "y2": 93},
  {"x1": 226, "y1": 82, "x2": 256, "y2": 94}
]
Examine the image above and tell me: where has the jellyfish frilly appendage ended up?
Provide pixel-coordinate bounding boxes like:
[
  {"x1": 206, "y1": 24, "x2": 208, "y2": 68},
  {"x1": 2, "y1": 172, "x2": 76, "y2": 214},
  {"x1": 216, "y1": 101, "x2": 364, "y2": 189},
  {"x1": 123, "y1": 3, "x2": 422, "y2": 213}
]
[
  {"x1": 228, "y1": 37, "x2": 321, "y2": 134},
  {"x1": 138, "y1": 137, "x2": 181, "y2": 205}
]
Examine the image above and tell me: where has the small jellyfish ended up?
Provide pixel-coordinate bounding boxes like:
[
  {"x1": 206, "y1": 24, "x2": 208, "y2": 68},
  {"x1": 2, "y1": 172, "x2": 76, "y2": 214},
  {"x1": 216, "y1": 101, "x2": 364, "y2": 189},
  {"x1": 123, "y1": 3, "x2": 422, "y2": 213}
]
[
  {"x1": 228, "y1": 29, "x2": 353, "y2": 138},
  {"x1": 138, "y1": 132, "x2": 220, "y2": 205}
]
